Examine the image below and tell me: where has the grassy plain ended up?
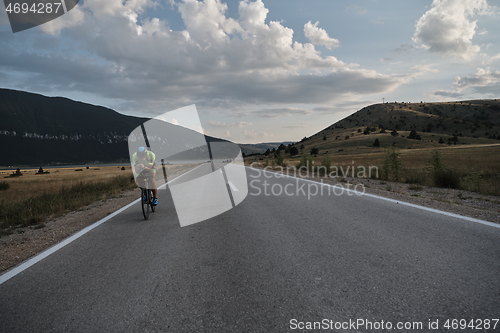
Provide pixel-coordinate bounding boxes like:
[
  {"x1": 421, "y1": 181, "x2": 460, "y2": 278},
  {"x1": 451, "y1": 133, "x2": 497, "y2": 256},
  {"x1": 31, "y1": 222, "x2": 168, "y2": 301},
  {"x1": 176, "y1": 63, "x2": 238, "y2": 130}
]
[
  {"x1": 0, "y1": 166, "x2": 137, "y2": 234},
  {"x1": 0, "y1": 166, "x2": 134, "y2": 203}
]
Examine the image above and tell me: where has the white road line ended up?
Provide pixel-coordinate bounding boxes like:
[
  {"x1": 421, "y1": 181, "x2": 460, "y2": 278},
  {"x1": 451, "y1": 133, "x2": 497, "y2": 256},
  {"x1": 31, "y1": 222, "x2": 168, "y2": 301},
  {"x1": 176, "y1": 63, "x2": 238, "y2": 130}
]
[
  {"x1": 228, "y1": 181, "x2": 238, "y2": 192},
  {"x1": 0, "y1": 164, "x2": 206, "y2": 285},
  {"x1": 249, "y1": 166, "x2": 500, "y2": 229},
  {"x1": 0, "y1": 198, "x2": 139, "y2": 285}
]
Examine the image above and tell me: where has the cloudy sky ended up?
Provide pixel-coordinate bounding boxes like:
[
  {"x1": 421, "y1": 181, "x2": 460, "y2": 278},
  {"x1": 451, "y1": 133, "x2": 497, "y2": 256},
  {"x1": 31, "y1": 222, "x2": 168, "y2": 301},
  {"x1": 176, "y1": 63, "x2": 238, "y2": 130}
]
[{"x1": 1, "y1": 0, "x2": 499, "y2": 143}]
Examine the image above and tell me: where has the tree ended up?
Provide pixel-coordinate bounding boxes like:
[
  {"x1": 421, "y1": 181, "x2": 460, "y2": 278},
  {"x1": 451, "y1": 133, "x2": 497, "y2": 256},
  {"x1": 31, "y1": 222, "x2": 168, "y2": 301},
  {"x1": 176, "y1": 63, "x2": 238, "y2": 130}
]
[
  {"x1": 310, "y1": 147, "x2": 319, "y2": 155},
  {"x1": 408, "y1": 130, "x2": 421, "y2": 140},
  {"x1": 264, "y1": 149, "x2": 270, "y2": 156},
  {"x1": 363, "y1": 128, "x2": 370, "y2": 135},
  {"x1": 373, "y1": 138, "x2": 380, "y2": 147},
  {"x1": 290, "y1": 146, "x2": 299, "y2": 156},
  {"x1": 323, "y1": 135, "x2": 327, "y2": 141},
  {"x1": 438, "y1": 137, "x2": 444, "y2": 144},
  {"x1": 300, "y1": 144, "x2": 305, "y2": 152},
  {"x1": 391, "y1": 129, "x2": 398, "y2": 137}
]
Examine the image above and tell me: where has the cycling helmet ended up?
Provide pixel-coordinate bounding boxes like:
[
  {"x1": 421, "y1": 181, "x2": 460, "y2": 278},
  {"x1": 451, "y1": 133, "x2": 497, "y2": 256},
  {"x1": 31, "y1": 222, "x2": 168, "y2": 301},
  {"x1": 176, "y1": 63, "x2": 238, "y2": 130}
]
[{"x1": 137, "y1": 146, "x2": 147, "y2": 156}]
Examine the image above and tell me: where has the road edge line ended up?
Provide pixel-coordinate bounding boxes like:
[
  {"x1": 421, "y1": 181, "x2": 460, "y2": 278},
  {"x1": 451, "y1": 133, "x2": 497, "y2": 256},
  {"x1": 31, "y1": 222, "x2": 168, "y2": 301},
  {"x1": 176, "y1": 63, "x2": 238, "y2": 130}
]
[
  {"x1": 0, "y1": 198, "x2": 140, "y2": 285},
  {"x1": 0, "y1": 164, "x2": 205, "y2": 285}
]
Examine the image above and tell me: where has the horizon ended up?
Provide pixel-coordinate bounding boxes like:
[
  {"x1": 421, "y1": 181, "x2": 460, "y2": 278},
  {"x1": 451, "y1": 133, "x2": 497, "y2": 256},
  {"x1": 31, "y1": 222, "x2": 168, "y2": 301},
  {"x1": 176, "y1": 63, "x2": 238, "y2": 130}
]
[{"x1": 1, "y1": 0, "x2": 499, "y2": 144}]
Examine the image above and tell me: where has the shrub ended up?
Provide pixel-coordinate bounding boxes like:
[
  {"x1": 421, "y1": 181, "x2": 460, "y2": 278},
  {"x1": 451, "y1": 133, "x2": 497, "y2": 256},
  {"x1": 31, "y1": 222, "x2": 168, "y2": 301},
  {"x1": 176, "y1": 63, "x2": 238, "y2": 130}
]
[
  {"x1": 461, "y1": 171, "x2": 482, "y2": 192},
  {"x1": 429, "y1": 150, "x2": 445, "y2": 172},
  {"x1": 297, "y1": 155, "x2": 314, "y2": 173},
  {"x1": 320, "y1": 156, "x2": 331, "y2": 176},
  {"x1": 382, "y1": 145, "x2": 402, "y2": 181},
  {"x1": 310, "y1": 147, "x2": 319, "y2": 155},
  {"x1": 275, "y1": 153, "x2": 285, "y2": 166},
  {"x1": 0, "y1": 181, "x2": 9, "y2": 191},
  {"x1": 433, "y1": 169, "x2": 461, "y2": 189},
  {"x1": 373, "y1": 138, "x2": 380, "y2": 147},
  {"x1": 405, "y1": 170, "x2": 426, "y2": 184}
]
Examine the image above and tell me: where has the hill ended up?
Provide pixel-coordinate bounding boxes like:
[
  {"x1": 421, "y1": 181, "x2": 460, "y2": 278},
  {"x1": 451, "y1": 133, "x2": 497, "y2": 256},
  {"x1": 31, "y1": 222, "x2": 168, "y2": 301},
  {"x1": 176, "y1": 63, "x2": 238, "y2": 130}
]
[
  {"x1": 0, "y1": 89, "x2": 229, "y2": 166},
  {"x1": 294, "y1": 99, "x2": 500, "y2": 155},
  {"x1": 239, "y1": 142, "x2": 295, "y2": 156}
]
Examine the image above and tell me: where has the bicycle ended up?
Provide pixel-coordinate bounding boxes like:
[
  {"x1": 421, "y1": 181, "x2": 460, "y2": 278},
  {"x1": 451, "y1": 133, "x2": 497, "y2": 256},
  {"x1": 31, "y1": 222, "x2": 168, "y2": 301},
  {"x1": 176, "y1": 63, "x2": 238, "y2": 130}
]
[{"x1": 139, "y1": 175, "x2": 156, "y2": 220}]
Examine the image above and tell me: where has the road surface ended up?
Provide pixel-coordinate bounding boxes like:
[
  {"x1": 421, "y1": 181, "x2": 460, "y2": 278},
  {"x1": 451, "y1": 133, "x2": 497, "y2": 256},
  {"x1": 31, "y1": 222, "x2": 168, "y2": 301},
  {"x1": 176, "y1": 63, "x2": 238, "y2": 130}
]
[{"x1": 1, "y1": 166, "x2": 499, "y2": 332}]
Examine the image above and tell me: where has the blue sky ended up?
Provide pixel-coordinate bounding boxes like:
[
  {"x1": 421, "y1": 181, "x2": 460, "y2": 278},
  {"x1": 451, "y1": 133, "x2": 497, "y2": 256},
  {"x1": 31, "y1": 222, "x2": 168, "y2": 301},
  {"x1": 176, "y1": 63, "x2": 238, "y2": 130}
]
[{"x1": 1, "y1": 0, "x2": 499, "y2": 143}]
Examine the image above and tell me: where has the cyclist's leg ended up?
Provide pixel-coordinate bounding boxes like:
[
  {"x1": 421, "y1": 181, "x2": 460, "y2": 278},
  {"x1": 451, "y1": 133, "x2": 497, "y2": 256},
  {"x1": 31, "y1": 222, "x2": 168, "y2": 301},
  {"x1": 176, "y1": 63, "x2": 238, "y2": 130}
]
[
  {"x1": 136, "y1": 175, "x2": 146, "y2": 189},
  {"x1": 147, "y1": 170, "x2": 158, "y2": 205}
]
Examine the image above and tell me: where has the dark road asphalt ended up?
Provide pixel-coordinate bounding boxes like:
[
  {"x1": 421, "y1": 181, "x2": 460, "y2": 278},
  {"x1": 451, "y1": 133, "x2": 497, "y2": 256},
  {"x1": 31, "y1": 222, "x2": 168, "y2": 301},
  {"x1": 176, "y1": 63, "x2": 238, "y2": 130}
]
[{"x1": 1, "y1": 167, "x2": 499, "y2": 332}]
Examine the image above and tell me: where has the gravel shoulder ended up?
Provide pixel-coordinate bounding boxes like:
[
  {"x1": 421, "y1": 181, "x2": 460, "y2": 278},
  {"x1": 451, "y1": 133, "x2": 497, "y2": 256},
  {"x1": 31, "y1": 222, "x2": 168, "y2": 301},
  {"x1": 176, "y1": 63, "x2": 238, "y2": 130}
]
[{"x1": 2, "y1": 171, "x2": 499, "y2": 274}]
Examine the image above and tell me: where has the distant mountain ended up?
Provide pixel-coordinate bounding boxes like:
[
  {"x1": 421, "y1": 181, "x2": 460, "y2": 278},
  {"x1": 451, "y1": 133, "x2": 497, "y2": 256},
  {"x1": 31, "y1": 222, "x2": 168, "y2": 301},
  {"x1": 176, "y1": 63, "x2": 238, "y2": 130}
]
[
  {"x1": 0, "y1": 89, "x2": 228, "y2": 166},
  {"x1": 238, "y1": 142, "x2": 295, "y2": 156},
  {"x1": 293, "y1": 99, "x2": 500, "y2": 154}
]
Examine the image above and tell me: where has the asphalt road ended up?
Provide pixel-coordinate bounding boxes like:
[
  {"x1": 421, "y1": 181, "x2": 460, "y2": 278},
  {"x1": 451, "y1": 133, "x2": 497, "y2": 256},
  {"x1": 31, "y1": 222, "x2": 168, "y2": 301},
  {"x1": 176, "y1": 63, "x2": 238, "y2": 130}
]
[{"x1": 1, "y1": 166, "x2": 499, "y2": 332}]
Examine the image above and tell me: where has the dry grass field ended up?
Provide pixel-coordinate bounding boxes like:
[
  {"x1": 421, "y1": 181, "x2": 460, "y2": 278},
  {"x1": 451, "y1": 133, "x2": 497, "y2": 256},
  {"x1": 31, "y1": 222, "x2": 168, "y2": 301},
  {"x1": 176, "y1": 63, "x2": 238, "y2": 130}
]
[
  {"x1": 246, "y1": 144, "x2": 500, "y2": 196},
  {"x1": 0, "y1": 166, "x2": 134, "y2": 204}
]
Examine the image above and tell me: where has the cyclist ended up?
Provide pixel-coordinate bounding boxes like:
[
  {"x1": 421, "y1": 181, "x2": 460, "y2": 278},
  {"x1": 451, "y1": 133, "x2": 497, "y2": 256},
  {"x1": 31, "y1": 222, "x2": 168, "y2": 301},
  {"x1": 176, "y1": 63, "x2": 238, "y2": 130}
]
[{"x1": 132, "y1": 146, "x2": 158, "y2": 205}]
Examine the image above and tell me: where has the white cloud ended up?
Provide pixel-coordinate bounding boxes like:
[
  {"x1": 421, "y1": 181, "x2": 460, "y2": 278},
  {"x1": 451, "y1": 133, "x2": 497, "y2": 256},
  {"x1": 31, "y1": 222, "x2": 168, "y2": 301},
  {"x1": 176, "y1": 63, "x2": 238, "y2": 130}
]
[
  {"x1": 411, "y1": 64, "x2": 439, "y2": 75},
  {"x1": 431, "y1": 67, "x2": 500, "y2": 98},
  {"x1": 252, "y1": 107, "x2": 312, "y2": 118},
  {"x1": 0, "y1": 0, "x2": 411, "y2": 116},
  {"x1": 39, "y1": 6, "x2": 85, "y2": 35},
  {"x1": 369, "y1": 18, "x2": 385, "y2": 25},
  {"x1": 431, "y1": 90, "x2": 464, "y2": 98},
  {"x1": 453, "y1": 67, "x2": 500, "y2": 94},
  {"x1": 413, "y1": 0, "x2": 494, "y2": 60},
  {"x1": 483, "y1": 53, "x2": 500, "y2": 64},
  {"x1": 304, "y1": 21, "x2": 340, "y2": 49},
  {"x1": 208, "y1": 121, "x2": 252, "y2": 128},
  {"x1": 243, "y1": 130, "x2": 274, "y2": 140},
  {"x1": 346, "y1": 5, "x2": 366, "y2": 15},
  {"x1": 394, "y1": 44, "x2": 416, "y2": 54}
]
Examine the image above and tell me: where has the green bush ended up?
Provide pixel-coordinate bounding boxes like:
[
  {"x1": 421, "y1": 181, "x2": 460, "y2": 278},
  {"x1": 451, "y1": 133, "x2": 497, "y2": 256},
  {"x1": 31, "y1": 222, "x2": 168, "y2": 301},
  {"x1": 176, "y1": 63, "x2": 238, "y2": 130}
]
[
  {"x1": 405, "y1": 170, "x2": 427, "y2": 184},
  {"x1": 382, "y1": 145, "x2": 402, "y2": 181},
  {"x1": 0, "y1": 181, "x2": 10, "y2": 191},
  {"x1": 429, "y1": 150, "x2": 445, "y2": 171},
  {"x1": 320, "y1": 156, "x2": 331, "y2": 176},
  {"x1": 433, "y1": 169, "x2": 461, "y2": 189},
  {"x1": 298, "y1": 155, "x2": 314, "y2": 172},
  {"x1": 461, "y1": 171, "x2": 482, "y2": 192},
  {"x1": 275, "y1": 153, "x2": 285, "y2": 166}
]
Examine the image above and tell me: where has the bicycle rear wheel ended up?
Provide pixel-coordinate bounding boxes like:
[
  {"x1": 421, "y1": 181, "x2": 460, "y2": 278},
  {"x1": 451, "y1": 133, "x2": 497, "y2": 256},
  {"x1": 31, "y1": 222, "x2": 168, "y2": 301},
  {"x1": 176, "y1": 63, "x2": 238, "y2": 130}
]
[
  {"x1": 149, "y1": 189, "x2": 156, "y2": 212},
  {"x1": 142, "y1": 188, "x2": 150, "y2": 220}
]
